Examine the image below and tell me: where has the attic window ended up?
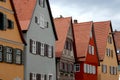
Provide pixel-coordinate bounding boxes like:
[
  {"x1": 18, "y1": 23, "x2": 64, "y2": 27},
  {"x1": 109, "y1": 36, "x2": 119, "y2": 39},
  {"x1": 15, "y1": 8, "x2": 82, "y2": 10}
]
[
  {"x1": 39, "y1": 0, "x2": 45, "y2": 8},
  {"x1": 8, "y1": 19, "x2": 14, "y2": 29},
  {"x1": 108, "y1": 36, "x2": 112, "y2": 44}
]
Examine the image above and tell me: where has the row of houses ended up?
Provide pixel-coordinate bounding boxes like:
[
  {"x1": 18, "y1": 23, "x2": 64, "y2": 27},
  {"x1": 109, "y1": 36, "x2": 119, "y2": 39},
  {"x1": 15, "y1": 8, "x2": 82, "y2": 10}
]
[{"x1": 0, "y1": 0, "x2": 120, "y2": 80}]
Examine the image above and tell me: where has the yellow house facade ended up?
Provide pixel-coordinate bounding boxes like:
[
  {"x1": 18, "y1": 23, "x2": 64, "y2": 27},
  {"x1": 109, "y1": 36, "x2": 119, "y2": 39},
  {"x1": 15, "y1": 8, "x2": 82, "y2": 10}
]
[
  {"x1": 0, "y1": 0, "x2": 25, "y2": 80},
  {"x1": 94, "y1": 21, "x2": 119, "y2": 80}
]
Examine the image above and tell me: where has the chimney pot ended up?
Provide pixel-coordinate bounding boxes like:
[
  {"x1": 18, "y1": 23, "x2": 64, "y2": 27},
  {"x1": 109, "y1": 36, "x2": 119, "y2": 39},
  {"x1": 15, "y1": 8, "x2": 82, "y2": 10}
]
[{"x1": 74, "y1": 19, "x2": 78, "y2": 23}]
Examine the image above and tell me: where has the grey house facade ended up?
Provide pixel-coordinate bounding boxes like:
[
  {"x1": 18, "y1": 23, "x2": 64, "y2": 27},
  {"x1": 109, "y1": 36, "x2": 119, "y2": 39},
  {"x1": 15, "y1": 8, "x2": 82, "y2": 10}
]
[{"x1": 13, "y1": 0, "x2": 58, "y2": 80}]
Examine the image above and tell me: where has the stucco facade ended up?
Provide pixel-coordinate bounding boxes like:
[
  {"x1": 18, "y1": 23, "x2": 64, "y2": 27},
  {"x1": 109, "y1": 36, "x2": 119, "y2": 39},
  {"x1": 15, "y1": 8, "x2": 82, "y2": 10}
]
[{"x1": 0, "y1": 0, "x2": 25, "y2": 80}]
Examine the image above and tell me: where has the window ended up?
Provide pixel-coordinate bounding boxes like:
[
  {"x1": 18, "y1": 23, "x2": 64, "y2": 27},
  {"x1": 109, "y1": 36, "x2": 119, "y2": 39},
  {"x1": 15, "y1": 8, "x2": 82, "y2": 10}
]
[
  {"x1": 35, "y1": 16, "x2": 39, "y2": 24},
  {"x1": 39, "y1": 0, "x2": 45, "y2": 8},
  {"x1": 41, "y1": 43, "x2": 45, "y2": 56},
  {"x1": 48, "y1": 74, "x2": 53, "y2": 80},
  {"x1": 74, "y1": 64, "x2": 80, "y2": 72},
  {"x1": 102, "y1": 65, "x2": 107, "y2": 73},
  {"x1": 0, "y1": 45, "x2": 3, "y2": 62},
  {"x1": 106, "y1": 48, "x2": 111, "y2": 56},
  {"x1": 88, "y1": 45, "x2": 94, "y2": 55},
  {"x1": 30, "y1": 73, "x2": 36, "y2": 80},
  {"x1": 89, "y1": 65, "x2": 93, "y2": 74},
  {"x1": 108, "y1": 36, "x2": 112, "y2": 44},
  {"x1": 110, "y1": 66, "x2": 117, "y2": 75},
  {"x1": 0, "y1": 12, "x2": 7, "y2": 30},
  {"x1": 36, "y1": 74, "x2": 41, "y2": 80},
  {"x1": 40, "y1": 15, "x2": 45, "y2": 29},
  {"x1": 14, "y1": 49, "x2": 22, "y2": 64},
  {"x1": 4, "y1": 47, "x2": 13, "y2": 63},
  {"x1": 30, "y1": 39, "x2": 36, "y2": 54},
  {"x1": 8, "y1": 19, "x2": 14, "y2": 29}
]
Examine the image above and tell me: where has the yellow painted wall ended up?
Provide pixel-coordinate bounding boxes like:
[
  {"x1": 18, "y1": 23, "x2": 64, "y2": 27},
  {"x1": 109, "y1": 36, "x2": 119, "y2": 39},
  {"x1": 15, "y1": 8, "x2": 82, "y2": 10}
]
[
  {"x1": 0, "y1": 0, "x2": 24, "y2": 80},
  {"x1": 98, "y1": 28, "x2": 118, "y2": 80}
]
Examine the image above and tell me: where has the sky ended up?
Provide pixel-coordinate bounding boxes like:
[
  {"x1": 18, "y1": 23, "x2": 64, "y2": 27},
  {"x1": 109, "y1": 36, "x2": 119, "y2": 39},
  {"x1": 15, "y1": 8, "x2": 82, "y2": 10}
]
[{"x1": 49, "y1": 0, "x2": 120, "y2": 30}]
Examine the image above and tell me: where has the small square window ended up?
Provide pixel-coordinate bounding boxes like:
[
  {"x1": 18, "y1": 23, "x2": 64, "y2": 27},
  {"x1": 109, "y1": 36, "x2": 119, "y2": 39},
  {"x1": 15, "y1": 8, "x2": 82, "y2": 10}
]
[{"x1": 74, "y1": 64, "x2": 80, "y2": 72}]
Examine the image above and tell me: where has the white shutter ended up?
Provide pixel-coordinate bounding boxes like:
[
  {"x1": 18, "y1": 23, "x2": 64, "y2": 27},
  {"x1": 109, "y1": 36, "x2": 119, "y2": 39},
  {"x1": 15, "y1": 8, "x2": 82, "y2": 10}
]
[
  {"x1": 41, "y1": 43, "x2": 44, "y2": 56},
  {"x1": 90, "y1": 65, "x2": 92, "y2": 74},
  {"x1": 41, "y1": 74, "x2": 44, "y2": 80},
  {"x1": 92, "y1": 46, "x2": 94, "y2": 55},
  {"x1": 48, "y1": 45, "x2": 52, "y2": 57},
  {"x1": 84, "y1": 64, "x2": 87, "y2": 73},
  {"x1": 93, "y1": 66, "x2": 96, "y2": 74}
]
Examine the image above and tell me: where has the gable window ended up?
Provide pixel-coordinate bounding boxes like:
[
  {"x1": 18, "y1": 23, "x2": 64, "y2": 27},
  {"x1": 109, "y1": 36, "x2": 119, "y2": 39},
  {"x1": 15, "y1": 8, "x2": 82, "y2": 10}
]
[
  {"x1": 108, "y1": 36, "x2": 112, "y2": 44},
  {"x1": 14, "y1": 49, "x2": 22, "y2": 64},
  {"x1": 74, "y1": 64, "x2": 80, "y2": 72},
  {"x1": 8, "y1": 19, "x2": 14, "y2": 29},
  {"x1": 39, "y1": 0, "x2": 45, "y2": 8},
  {"x1": 106, "y1": 48, "x2": 111, "y2": 56},
  {"x1": 102, "y1": 64, "x2": 107, "y2": 73},
  {"x1": 0, "y1": 12, "x2": 7, "y2": 30},
  {"x1": 35, "y1": 16, "x2": 39, "y2": 24},
  {"x1": 88, "y1": 45, "x2": 94, "y2": 55},
  {"x1": 0, "y1": 45, "x2": 3, "y2": 62}
]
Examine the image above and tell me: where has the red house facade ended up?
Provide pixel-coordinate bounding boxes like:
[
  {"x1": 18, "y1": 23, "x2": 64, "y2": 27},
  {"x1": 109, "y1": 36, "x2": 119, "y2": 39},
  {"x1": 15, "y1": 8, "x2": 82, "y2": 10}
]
[{"x1": 73, "y1": 21, "x2": 99, "y2": 80}]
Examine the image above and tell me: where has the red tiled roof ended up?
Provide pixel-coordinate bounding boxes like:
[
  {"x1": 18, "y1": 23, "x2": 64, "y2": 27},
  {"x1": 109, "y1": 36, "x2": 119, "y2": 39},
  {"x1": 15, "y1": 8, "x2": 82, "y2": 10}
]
[
  {"x1": 13, "y1": 0, "x2": 37, "y2": 30},
  {"x1": 54, "y1": 17, "x2": 72, "y2": 57},
  {"x1": 73, "y1": 21, "x2": 93, "y2": 61},
  {"x1": 93, "y1": 21, "x2": 111, "y2": 60},
  {"x1": 114, "y1": 31, "x2": 120, "y2": 50}
]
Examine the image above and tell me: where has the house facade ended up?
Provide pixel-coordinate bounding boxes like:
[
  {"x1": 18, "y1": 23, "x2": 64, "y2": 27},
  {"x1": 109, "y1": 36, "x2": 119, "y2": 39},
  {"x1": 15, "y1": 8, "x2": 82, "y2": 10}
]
[
  {"x1": 13, "y1": 0, "x2": 58, "y2": 80},
  {"x1": 93, "y1": 21, "x2": 118, "y2": 80},
  {"x1": 54, "y1": 17, "x2": 75, "y2": 80},
  {"x1": 73, "y1": 21, "x2": 98, "y2": 80},
  {"x1": 113, "y1": 31, "x2": 120, "y2": 77},
  {"x1": 0, "y1": 0, "x2": 26, "y2": 80}
]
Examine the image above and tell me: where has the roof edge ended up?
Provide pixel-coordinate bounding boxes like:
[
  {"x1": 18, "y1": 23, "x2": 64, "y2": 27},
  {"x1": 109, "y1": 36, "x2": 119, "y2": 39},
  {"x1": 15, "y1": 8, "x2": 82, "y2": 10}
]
[{"x1": 10, "y1": 0, "x2": 27, "y2": 45}]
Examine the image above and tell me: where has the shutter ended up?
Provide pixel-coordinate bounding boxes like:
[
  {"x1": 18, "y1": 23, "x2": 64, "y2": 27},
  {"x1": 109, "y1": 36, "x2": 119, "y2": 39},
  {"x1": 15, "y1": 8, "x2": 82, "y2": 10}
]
[
  {"x1": 38, "y1": 42, "x2": 41, "y2": 55},
  {"x1": 44, "y1": 74, "x2": 47, "y2": 80},
  {"x1": 30, "y1": 73, "x2": 33, "y2": 80},
  {"x1": 3, "y1": 46, "x2": 7, "y2": 62},
  {"x1": 36, "y1": 73, "x2": 41, "y2": 80},
  {"x1": 3, "y1": 14, "x2": 7, "y2": 30},
  {"x1": 51, "y1": 46, "x2": 53, "y2": 58},
  {"x1": 92, "y1": 46, "x2": 94, "y2": 55},
  {"x1": 21, "y1": 50, "x2": 24, "y2": 64},
  {"x1": 8, "y1": 19, "x2": 14, "y2": 29},
  {"x1": 44, "y1": 44, "x2": 47, "y2": 56},
  {"x1": 0, "y1": 12, "x2": 5, "y2": 30},
  {"x1": 84, "y1": 64, "x2": 87, "y2": 73},
  {"x1": 36, "y1": 41, "x2": 39, "y2": 54},
  {"x1": 30, "y1": 39, "x2": 33, "y2": 53},
  {"x1": 13, "y1": 49, "x2": 17, "y2": 64},
  {"x1": 0, "y1": 45, "x2": 3, "y2": 62}
]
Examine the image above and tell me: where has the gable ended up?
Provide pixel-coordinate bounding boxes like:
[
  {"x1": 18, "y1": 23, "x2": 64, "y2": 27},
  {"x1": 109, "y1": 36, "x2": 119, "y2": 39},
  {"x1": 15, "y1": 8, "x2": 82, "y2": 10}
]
[{"x1": 0, "y1": 0, "x2": 25, "y2": 44}]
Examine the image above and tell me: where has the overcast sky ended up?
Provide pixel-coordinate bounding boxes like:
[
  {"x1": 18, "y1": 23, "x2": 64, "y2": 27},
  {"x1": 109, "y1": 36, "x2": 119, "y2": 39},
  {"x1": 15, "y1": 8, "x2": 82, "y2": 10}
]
[{"x1": 49, "y1": 0, "x2": 120, "y2": 30}]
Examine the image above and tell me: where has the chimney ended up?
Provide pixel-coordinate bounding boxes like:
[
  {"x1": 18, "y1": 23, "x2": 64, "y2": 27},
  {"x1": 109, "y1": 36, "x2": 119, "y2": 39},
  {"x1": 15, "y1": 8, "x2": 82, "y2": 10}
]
[
  {"x1": 74, "y1": 19, "x2": 78, "y2": 24},
  {"x1": 60, "y1": 15, "x2": 63, "y2": 18}
]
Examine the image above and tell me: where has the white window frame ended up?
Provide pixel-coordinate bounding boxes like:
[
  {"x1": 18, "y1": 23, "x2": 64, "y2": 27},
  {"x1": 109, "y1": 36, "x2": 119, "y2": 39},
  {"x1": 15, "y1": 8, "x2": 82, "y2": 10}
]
[{"x1": 74, "y1": 64, "x2": 80, "y2": 72}]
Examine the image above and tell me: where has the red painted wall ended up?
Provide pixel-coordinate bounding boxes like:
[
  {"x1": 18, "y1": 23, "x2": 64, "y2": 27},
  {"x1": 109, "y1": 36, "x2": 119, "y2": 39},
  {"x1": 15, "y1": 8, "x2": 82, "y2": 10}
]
[{"x1": 75, "y1": 33, "x2": 98, "y2": 80}]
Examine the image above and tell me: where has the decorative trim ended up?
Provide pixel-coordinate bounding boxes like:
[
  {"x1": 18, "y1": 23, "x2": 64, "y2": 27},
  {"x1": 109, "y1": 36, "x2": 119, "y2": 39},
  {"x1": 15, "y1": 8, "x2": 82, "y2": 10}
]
[
  {"x1": 0, "y1": 6, "x2": 14, "y2": 14},
  {"x1": 0, "y1": 37, "x2": 24, "y2": 46}
]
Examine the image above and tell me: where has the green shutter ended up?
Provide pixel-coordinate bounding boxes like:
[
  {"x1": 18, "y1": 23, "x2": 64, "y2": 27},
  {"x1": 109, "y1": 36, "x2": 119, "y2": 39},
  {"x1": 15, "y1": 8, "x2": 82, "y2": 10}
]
[
  {"x1": 3, "y1": 14, "x2": 7, "y2": 30},
  {"x1": 3, "y1": 46, "x2": 7, "y2": 62},
  {"x1": 13, "y1": 49, "x2": 17, "y2": 63}
]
